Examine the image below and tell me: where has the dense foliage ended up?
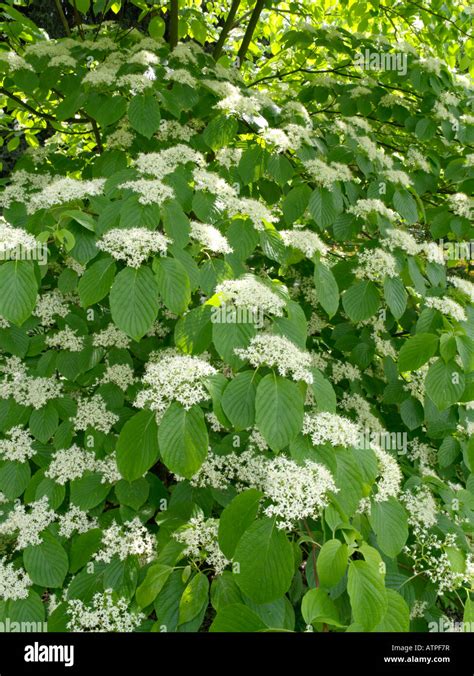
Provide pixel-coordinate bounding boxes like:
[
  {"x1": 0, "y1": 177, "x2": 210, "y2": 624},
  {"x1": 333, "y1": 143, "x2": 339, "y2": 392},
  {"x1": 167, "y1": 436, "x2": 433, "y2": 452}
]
[{"x1": 0, "y1": 0, "x2": 473, "y2": 633}]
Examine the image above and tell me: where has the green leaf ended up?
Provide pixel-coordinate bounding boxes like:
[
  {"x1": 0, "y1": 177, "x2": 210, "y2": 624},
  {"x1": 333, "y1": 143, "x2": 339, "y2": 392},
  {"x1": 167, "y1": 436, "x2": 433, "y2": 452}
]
[
  {"x1": 136, "y1": 564, "x2": 172, "y2": 609},
  {"x1": 374, "y1": 589, "x2": 410, "y2": 632},
  {"x1": 317, "y1": 539, "x2": 349, "y2": 588},
  {"x1": 210, "y1": 603, "x2": 267, "y2": 632},
  {"x1": 314, "y1": 259, "x2": 339, "y2": 318},
  {"x1": 0, "y1": 460, "x2": 30, "y2": 499},
  {"x1": 369, "y1": 498, "x2": 408, "y2": 557},
  {"x1": 78, "y1": 257, "x2": 116, "y2": 307},
  {"x1": 347, "y1": 560, "x2": 387, "y2": 630},
  {"x1": 155, "y1": 257, "x2": 191, "y2": 315},
  {"x1": 158, "y1": 403, "x2": 208, "y2": 478},
  {"x1": 128, "y1": 94, "x2": 161, "y2": 138},
  {"x1": 70, "y1": 472, "x2": 110, "y2": 510},
  {"x1": 384, "y1": 276, "x2": 407, "y2": 319},
  {"x1": 398, "y1": 333, "x2": 438, "y2": 372},
  {"x1": 221, "y1": 371, "x2": 258, "y2": 430},
  {"x1": 255, "y1": 374, "x2": 304, "y2": 451},
  {"x1": 233, "y1": 518, "x2": 294, "y2": 604},
  {"x1": 178, "y1": 573, "x2": 209, "y2": 625},
  {"x1": 203, "y1": 115, "x2": 238, "y2": 150},
  {"x1": 116, "y1": 409, "x2": 159, "y2": 481},
  {"x1": 29, "y1": 402, "x2": 59, "y2": 443},
  {"x1": 342, "y1": 280, "x2": 380, "y2": 322},
  {"x1": 218, "y1": 489, "x2": 263, "y2": 559},
  {"x1": 309, "y1": 187, "x2": 341, "y2": 227},
  {"x1": 23, "y1": 533, "x2": 69, "y2": 588},
  {"x1": 301, "y1": 588, "x2": 342, "y2": 627},
  {"x1": 0, "y1": 262, "x2": 38, "y2": 326},
  {"x1": 212, "y1": 320, "x2": 256, "y2": 369},
  {"x1": 425, "y1": 359, "x2": 465, "y2": 410},
  {"x1": 393, "y1": 189, "x2": 418, "y2": 224},
  {"x1": 174, "y1": 305, "x2": 212, "y2": 354},
  {"x1": 148, "y1": 16, "x2": 165, "y2": 39},
  {"x1": 310, "y1": 368, "x2": 337, "y2": 413},
  {"x1": 110, "y1": 266, "x2": 160, "y2": 340}
]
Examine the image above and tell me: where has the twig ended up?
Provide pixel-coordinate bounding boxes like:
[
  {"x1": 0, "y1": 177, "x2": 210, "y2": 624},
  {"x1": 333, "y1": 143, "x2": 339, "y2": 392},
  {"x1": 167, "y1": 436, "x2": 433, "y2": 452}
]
[
  {"x1": 237, "y1": 0, "x2": 265, "y2": 66},
  {"x1": 213, "y1": 0, "x2": 241, "y2": 61},
  {"x1": 54, "y1": 0, "x2": 71, "y2": 37}
]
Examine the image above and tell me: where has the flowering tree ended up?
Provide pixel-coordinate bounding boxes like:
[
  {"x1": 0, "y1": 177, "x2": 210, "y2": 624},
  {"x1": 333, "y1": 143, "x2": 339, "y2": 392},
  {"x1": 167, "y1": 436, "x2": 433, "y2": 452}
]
[{"x1": 0, "y1": 0, "x2": 473, "y2": 633}]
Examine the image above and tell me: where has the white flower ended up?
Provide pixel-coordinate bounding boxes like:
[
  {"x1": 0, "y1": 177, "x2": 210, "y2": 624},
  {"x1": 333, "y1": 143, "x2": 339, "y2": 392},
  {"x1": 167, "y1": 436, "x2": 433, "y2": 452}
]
[
  {"x1": 262, "y1": 127, "x2": 291, "y2": 152},
  {"x1": 224, "y1": 196, "x2": 278, "y2": 231},
  {"x1": 45, "y1": 327, "x2": 85, "y2": 352},
  {"x1": 72, "y1": 395, "x2": 119, "y2": 434},
  {"x1": 406, "y1": 147, "x2": 431, "y2": 173},
  {"x1": 384, "y1": 170, "x2": 412, "y2": 188},
  {"x1": 0, "y1": 559, "x2": 32, "y2": 601},
  {"x1": 279, "y1": 230, "x2": 328, "y2": 257},
  {"x1": 303, "y1": 158, "x2": 353, "y2": 188},
  {"x1": 134, "y1": 145, "x2": 204, "y2": 178},
  {"x1": 0, "y1": 426, "x2": 36, "y2": 463},
  {"x1": 134, "y1": 350, "x2": 217, "y2": 418},
  {"x1": 216, "y1": 275, "x2": 286, "y2": 317},
  {"x1": 382, "y1": 228, "x2": 420, "y2": 255},
  {"x1": 0, "y1": 217, "x2": 38, "y2": 257},
  {"x1": 97, "y1": 228, "x2": 170, "y2": 267},
  {"x1": 348, "y1": 199, "x2": 398, "y2": 221},
  {"x1": 155, "y1": 119, "x2": 197, "y2": 142},
  {"x1": 58, "y1": 506, "x2": 98, "y2": 538},
  {"x1": 45, "y1": 445, "x2": 98, "y2": 485},
  {"x1": 0, "y1": 496, "x2": 56, "y2": 550},
  {"x1": 66, "y1": 590, "x2": 145, "y2": 632},
  {"x1": 449, "y1": 276, "x2": 474, "y2": 303},
  {"x1": 0, "y1": 356, "x2": 62, "y2": 409},
  {"x1": 174, "y1": 514, "x2": 229, "y2": 574},
  {"x1": 94, "y1": 518, "x2": 155, "y2": 564},
  {"x1": 0, "y1": 52, "x2": 34, "y2": 71},
  {"x1": 372, "y1": 446, "x2": 402, "y2": 502},
  {"x1": 235, "y1": 334, "x2": 313, "y2": 383},
  {"x1": 355, "y1": 247, "x2": 398, "y2": 281},
  {"x1": 118, "y1": 179, "x2": 175, "y2": 205},
  {"x1": 27, "y1": 178, "x2": 106, "y2": 213},
  {"x1": 92, "y1": 324, "x2": 131, "y2": 349},
  {"x1": 98, "y1": 363, "x2": 136, "y2": 390},
  {"x1": 447, "y1": 193, "x2": 473, "y2": 219},
  {"x1": 302, "y1": 412, "x2": 360, "y2": 447},
  {"x1": 189, "y1": 221, "x2": 232, "y2": 254},
  {"x1": 425, "y1": 296, "x2": 466, "y2": 322},
  {"x1": 33, "y1": 290, "x2": 69, "y2": 327}
]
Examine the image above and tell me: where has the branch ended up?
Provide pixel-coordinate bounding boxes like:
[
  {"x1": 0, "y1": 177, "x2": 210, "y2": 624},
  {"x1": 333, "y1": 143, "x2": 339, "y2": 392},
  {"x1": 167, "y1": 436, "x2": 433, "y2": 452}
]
[
  {"x1": 169, "y1": 0, "x2": 179, "y2": 49},
  {"x1": 213, "y1": 0, "x2": 241, "y2": 61},
  {"x1": 405, "y1": 0, "x2": 472, "y2": 38},
  {"x1": 54, "y1": 0, "x2": 71, "y2": 36},
  {"x1": 236, "y1": 0, "x2": 265, "y2": 66},
  {"x1": 0, "y1": 87, "x2": 56, "y2": 121},
  {"x1": 72, "y1": 0, "x2": 85, "y2": 40}
]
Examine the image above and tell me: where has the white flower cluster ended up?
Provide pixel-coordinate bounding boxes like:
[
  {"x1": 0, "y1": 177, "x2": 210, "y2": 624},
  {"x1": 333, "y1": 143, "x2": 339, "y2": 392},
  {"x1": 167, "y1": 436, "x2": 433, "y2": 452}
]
[
  {"x1": 0, "y1": 426, "x2": 36, "y2": 463},
  {"x1": 155, "y1": 119, "x2": 197, "y2": 142},
  {"x1": 0, "y1": 559, "x2": 32, "y2": 601},
  {"x1": 331, "y1": 361, "x2": 361, "y2": 383},
  {"x1": 216, "y1": 275, "x2": 286, "y2": 317},
  {"x1": 72, "y1": 395, "x2": 119, "y2": 433},
  {"x1": 372, "y1": 446, "x2": 402, "y2": 503},
  {"x1": 348, "y1": 199, "x2": 398, "y2": 221},
  {"x1": 192, "y1": 168, "x2": 237, "y2": 199},
  {"x1": 447, "y1": 193, "x2": 473, "y2": 219},
  {"x1": 303, "y1": 158, "x2": 353, "y2": 188},
  {"x1": 135, "y1": 351, "x2": 216, "y2": 418},
  {"x1": 406, "y1": 147, "x2": 431, "y2": 173},
  {"x1": 401, "y1": 486, "x2": 438, "y2": 532},
  {"x1": 339, "y1": 392, "x2": 385, "y2": 432},
  {"x1": 119, "y1": 179, "x2": 175, "y2": 205},
  {"x1": 449, "y1": 276, "x2": 474, "y2": 303},
  {"x1": 0, "y1": 217, "x2": 38, "y2": 256},
  {"x1": 97, "y1": 227, "x2": 170, "y2": 267},
  {"x1": 189, "y1": 221, "x2": 232, "y2": 254},
  {"x1": 58, "y1": 506, "x2": 99, "y2": 538},
  {"x1": 33, "y1": 290, "x2": 69, "y2": 327},
  {"x1": 235, "y1": 334, "x2": 313, "y2": 383},
  {"x1": 0, "y1": 496, "x2": 56, "y2": 550},
  {"x1": 215, "y1": 147, "x2": 243, "y2": 169},
  {"x1": 174, "y1": 514, "x2": 230, "y2": 574},
  {"x1": 302, "y1": 412, "x2": 360, "y2": 447},
  {"x1": 45, "y1": 327, "x2": 85, "y2": 352},
  {"x1": 187, "y1": 449, "x2": 336, "y2": 530},
  {"x1": 94, "y1": 518, "x2": 155, "y2": 564},
  {"x1": 257, "y1": 455, "x2": 337, "y2": 529},
  {"x1": 66, "y1": 590, "x2": 145, "y2": 632},
  {"x1": 355, "y1": 247, "x2": 398, "y2": 281},
  {"x1": 425, "y1": 296, "x2": 467, "y2": 322},
  {"x1": 383, "y1": 169, "x2": 412, "y2": 188},
  {"x1": 0, "y1": 356, "x2": 62, "y2": 409},
  {"x1": 98, "y1": 363, "x2": 136, "y2": 390},
  {"x1": 279, "y1": 229, "x2": 328, "y2": 257},
  {"x1": 262, "y1": 127, "x2": 291, "y2": 152},
  {"x1": 92, "y1": 324, "x2": 131, "y2": 349},
  {"x1": 45, "y1": 445, "x2": 121, "y2": 485},
  {"x1": 26, "y1": 178, "x2": 106, "y2": 213},
  {"x1": 224, "y1": 195, "x2": 278, "y2": 231},
  {"x1": 134, "y1": 145, "x2": 204, "y2": 178}
]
